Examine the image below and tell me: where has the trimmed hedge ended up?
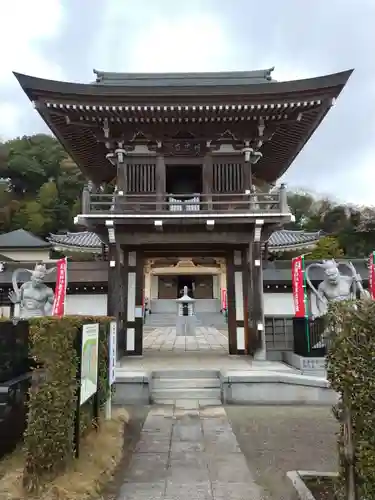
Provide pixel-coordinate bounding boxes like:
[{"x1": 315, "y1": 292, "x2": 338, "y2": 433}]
[
  {"x1": 21, "y1": 316, "x2": 113, "y2": 493},
  {"x1": 326, "y1": 300, "x2": 375, "y2": 500}
]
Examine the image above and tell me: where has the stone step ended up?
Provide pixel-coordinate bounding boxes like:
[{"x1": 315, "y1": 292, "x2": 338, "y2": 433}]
[
  {"x1": 151, "y1": 387, "x2": 222, "y2": 401},
  {"x1": 152, "y1": 377, "x2": 221, "y2": 390},
  {"x1": 152, "y1": 398, "x2": 223, "y2": 406},
  {"x1": 152, "y1": 369, "x2": 220, "y2": 379},
  {"x1": 145, "y1": 313, "x2": 227, "y2": 328}
]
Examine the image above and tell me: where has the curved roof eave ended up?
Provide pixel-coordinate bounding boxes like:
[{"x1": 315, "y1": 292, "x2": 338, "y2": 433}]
[{"x1": 13, "y1": 69, "x2": 354, "y2": 101}]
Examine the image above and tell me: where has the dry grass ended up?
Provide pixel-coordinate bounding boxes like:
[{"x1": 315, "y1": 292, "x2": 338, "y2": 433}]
[{"x1": 0, "y1": 408, "x2": 130, "y2": 500}]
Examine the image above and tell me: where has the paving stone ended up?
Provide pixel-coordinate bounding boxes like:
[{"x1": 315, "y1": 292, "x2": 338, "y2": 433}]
[
  {"x1": 144, "y1": 326, "x2": 228, "y2": 353},
  {"x1": 170, "y1": 440, "x2": 205, "y2": 454},
  {"x1": 118, "y1": 481, "x2": 166, "y2": 500},
  {"x1": 211, "y1": 481, "x2": 264, "y2": 500},
  {"x1": 167, "y1": 464, "x2": 209, "y2": 482},
  {"x1": 125, "y1": 453, "x2": 169, "y2": 482},
  {"x1": 172, "y1": 423, "x2": 203, "y2": 442},
  {"x1": 200, "y1": 407, "x2": 226, "y2": 418},
  {"x1": 142, "y1": 417, "x2": 173, "y2": 435},
  {"x1": 115, "y1": 405, "x2": 265, "y2": 499},
  {"x1": 164, "y1": 480, "x2": 213, "y2": 500},
  {"x1": 174, "y1": 408, "x2": 200, "y2": 418},
  {"x1": 148, "y1": 406, "x2": 175, "y2": 417},
  {"x1": 169, "y1": 451, "x2": 208, "y2": 468},
  {"x1": 135, "y1": 435, "x2": 171, "y2": 453}
]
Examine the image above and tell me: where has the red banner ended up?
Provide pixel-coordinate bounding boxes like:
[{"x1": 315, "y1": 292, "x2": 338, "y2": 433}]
[
  {"x1": 369, "y1": 252, "x2": 375, "y2": 299},
  {"x1": 52, "y1": 257, "x2": 68, "y2": 317},
  {"x1": 292, "y1": 255, "x2": 306, "y2": 317},
  {"x1": 221, "y1": 288, "x2": 227, "y2": 310}
]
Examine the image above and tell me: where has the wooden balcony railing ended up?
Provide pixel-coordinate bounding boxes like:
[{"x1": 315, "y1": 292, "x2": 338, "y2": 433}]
[{"x1": 81, "y1": 188, "x2": 290, "y2": 216}]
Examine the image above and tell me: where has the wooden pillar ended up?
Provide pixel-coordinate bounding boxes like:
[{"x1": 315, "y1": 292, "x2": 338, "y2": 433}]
[
  {"x1": 122, "y1": 248, "x2": 144, "y2": 356},
  {"x1": 107, "y1": 244, "x2": 119, "y2": 317},
  {"x1": 233, "y1": 249, "x2": 246, "y2": 354},
  {"x1": 226, "y1": 249, "x2": 248, "y2": 355},
  {"x1": 241, "y1": 247, "x2": 251, "y2": 355},
  {"x1": 202, "y1": 152, "x2": 213, "y2": 209},
  {"x1": 250, "y1": 220, "x2": 266, "y2": 359},
  {"x1": 116, "y1": 145, "x2": 128, "y2": 194},
  {"x1": 107, "y1": 243, "x2": 125, "y2": 357},
  {"x1": 155, "y1": 154, "x2": 166, "y2": 210},
  {"x1": 226, "y1": 250, "x2": 237, "y2": 354},
  {"x1": 243, "y1": 156, "x2": 252, "y2": 192},
  {"x1": 144, "y1": 261, "x2": 152, "y2": 301}
]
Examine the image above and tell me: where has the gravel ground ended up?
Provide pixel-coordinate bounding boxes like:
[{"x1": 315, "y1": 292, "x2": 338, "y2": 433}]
[{"x1": 226, "y1": 406, "x2": 339, "y2": 500}]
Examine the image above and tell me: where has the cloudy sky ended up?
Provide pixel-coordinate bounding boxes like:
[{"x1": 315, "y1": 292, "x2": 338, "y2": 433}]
[{"x1": 1, "y1": 0, "x2": 374, "y2": 205}]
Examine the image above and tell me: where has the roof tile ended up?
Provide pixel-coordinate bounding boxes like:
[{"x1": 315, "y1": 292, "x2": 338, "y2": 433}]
[
  {"x1": 48, "y1": 230, "x2": 321, "y2": 251},
  {"x1": 0, "y1": 229, "x2": 50, "y2": 249}
]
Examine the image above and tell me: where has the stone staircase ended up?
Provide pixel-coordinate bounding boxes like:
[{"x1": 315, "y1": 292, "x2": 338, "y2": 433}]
[
  {"x1": 145, "y1": 312, "x2": 227, "y2": 329},
  {"x1": 145, "y1": 313, "x2": 176, "y2": 327},
  {"x1": 150, "y1": 370, "x2": 222, "y2": 406}
]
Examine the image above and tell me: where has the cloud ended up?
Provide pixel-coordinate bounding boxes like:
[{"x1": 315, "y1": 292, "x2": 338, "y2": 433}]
[
  {"x1": 0, "y1": 102, "x2": 21, "y2": 139},
  {"x1": 0, "y1": 0, "x2": 64, "y2": 138},
  {"x1": 1, "y1": 0, "x2": 375, "y2": 205},
  {"x1": 94, "y1": 0, "x2": 231, "y2": 73},
  {"x1": 1, "y1": 0, "x2": 64, "y2": 85}
]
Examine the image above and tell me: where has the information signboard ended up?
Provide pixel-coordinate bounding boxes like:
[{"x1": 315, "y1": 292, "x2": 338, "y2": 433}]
[{"x1": 80, "y1": 323, "x2": 99, "y2": 405}]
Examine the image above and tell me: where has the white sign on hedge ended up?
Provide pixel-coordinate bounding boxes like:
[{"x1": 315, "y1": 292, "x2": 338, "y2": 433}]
[
  {"x1": 109, "y1": 321, "x2": 117, "y2": 386},
  {"x1": 80, "y1": 323, "x2": 99, "y2": 406}
]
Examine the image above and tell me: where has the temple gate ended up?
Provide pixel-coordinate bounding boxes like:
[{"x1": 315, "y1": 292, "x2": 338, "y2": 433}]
[{"x1": 15, "y1": 67, "x2": 352, "y2": 358}]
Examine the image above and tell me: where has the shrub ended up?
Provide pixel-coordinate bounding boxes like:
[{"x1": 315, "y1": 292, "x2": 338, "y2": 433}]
[
  {"x1": 22, "y1": 315, "x2": 113, "y2": 493},
  {"x1": 326, "y1": 299, "x2": 375, "y2": 500}
]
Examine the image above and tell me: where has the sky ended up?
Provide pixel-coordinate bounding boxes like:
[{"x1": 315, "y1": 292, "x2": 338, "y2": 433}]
[{"x1": 0, "y1": 0, "x2": 374, "y2": 205}]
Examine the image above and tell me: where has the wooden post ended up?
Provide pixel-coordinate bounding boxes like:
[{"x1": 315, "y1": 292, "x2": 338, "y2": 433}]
[
  {"x1": 202, "y1": 152, "x2": 213, "y2": 210},
  {"x1": 115, "y1": 144, "x2": 127, "y2": 195},
  {"x1": 81, "y1": 185, "x2": 90, "y2": 213},
  {"x1": 279, "y1": 183, "x2": 288, "y2": 212},
  {"x1": 155, "y1": 154, "x2": 166, "y2": 210},
  {"x1": 122, "y1": 249, "x2": 144, "y2": 355},
  {"x1": 226, "y1": 250, "x2": 237, "y2": 354},
  {"x1": 243, "y1": 156, "x2": 252, "y2": 193},
  {"x1": 107, "y1": 244, "x2": 119, "y2": 317},
  {"x1": 249, "y1": 220, "x2": 266, "y2": 359}
]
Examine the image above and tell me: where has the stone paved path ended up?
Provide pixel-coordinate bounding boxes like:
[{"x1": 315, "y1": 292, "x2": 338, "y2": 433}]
[
  {"x1": 117, "y1": 405, "x2": 264, "y2": 500},
  {"x1": 143, "y1": 326, "x2": 228, "y2": 352}
]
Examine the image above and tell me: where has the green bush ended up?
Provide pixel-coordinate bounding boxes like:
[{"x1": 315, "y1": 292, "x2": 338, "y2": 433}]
[
  {"x1": 22, "y1": 315, "x2": 113, "y2": 493},
  {"x1": 326, "y1": 299, "x2": 375, "y2": 500}
]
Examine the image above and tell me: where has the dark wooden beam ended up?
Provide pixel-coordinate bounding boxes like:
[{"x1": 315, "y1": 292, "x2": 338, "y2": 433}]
[
  {"x1": 155, "y1": 154, "x2": 166, "y2": 210},
  {"x1": 226, "y1": 250, "x2": 237, "y2": 355},
  {"x1": 118, "y1": 231, "x2": 253, "y2": 246}
]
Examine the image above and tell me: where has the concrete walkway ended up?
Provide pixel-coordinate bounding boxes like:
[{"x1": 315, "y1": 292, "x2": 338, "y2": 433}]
[
  {"x1": 117, "y1": 405, "x2": 264, "y2": 500},
  {"x1": 143, "y1": 326, "x2": 228, "y2": 352}
]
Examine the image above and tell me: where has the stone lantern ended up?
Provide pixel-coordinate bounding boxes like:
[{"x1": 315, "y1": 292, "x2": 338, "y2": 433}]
[{"x1": 176, "y1": 286, "x2": 196, "y2": 336}]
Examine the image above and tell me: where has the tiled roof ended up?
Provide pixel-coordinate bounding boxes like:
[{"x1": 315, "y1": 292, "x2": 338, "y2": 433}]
[
  {"x1": 48, "y1": 231, "x2": 104, "y2": 252},
  {"x1": 268, "y1": 230, "x2": 321, "y2": 249},
  {"x1": 93, "y1": 68, "x2": 276, "y2": 86},
  {"x1": 0, "y1": 229, "x2": 51, "y2": 248},
  {"x1": 48, "y1": 230, "x2": 321, "y2": 252}
]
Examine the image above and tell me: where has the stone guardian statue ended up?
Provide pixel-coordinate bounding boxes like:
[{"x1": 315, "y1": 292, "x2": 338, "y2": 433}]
[
  {"x1": 306, "y1": 259, "x2": 369, "y2": 316},
  {"x1": 305, "y1": 259, "x2": 369, "y2": 348},
  {"x1": 9, "y1": 263, "x2": 56, "y2": 318}
]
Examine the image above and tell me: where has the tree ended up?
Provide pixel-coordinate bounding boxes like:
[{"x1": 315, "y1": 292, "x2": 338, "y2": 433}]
[
  {"x1": 307, "y1": 236, "x2": 344, "y2": 260},
  {"x1": 12, "y1": 201, "x2": 45, "y2": 235},
  {"x1": 0, "y1": 134, "x2": 85, "y2": 237},
  {"x1": 286, "y1": 191, "x2": 316, "y2": 229}
]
